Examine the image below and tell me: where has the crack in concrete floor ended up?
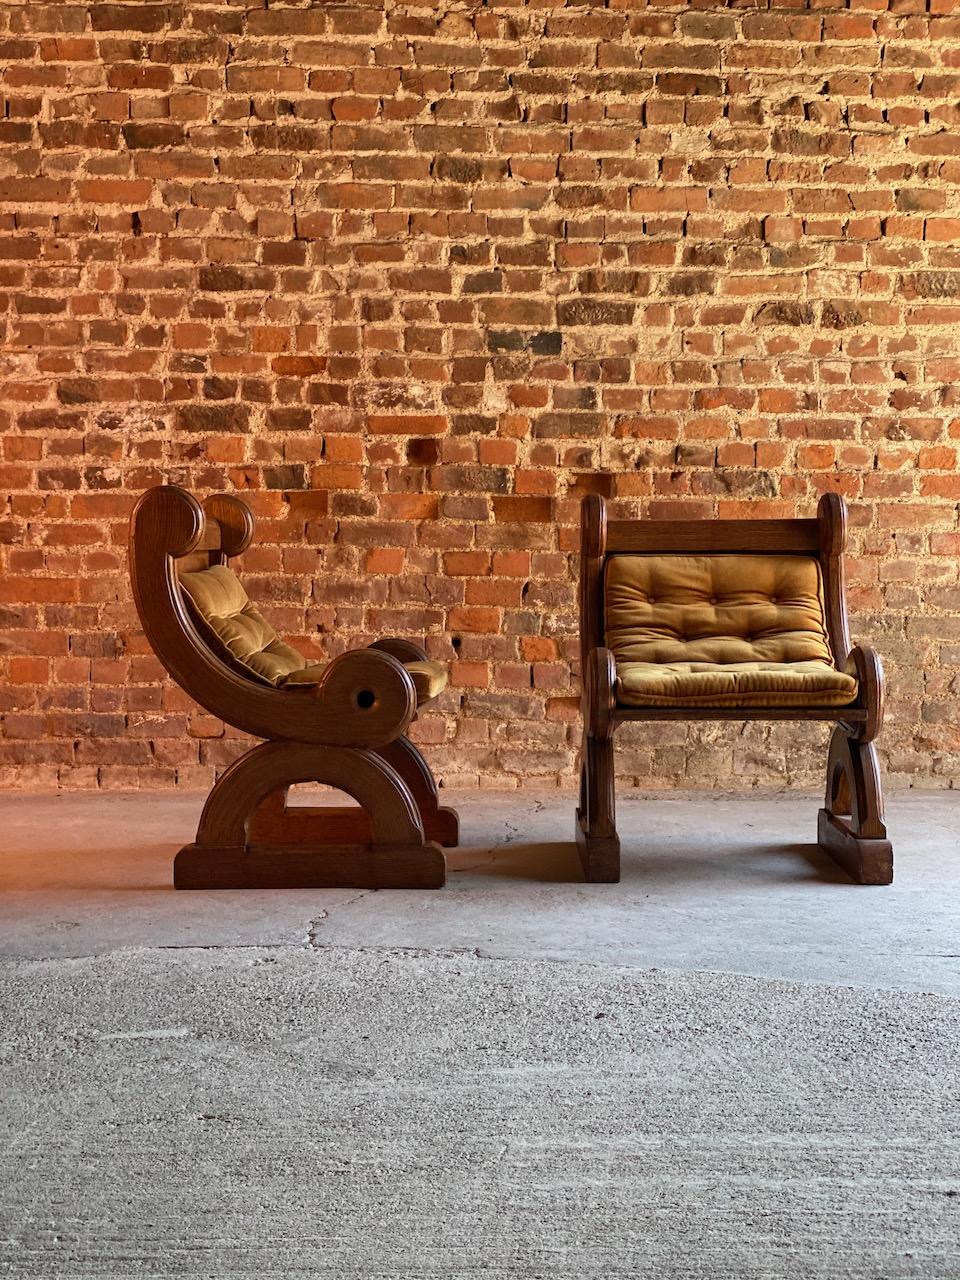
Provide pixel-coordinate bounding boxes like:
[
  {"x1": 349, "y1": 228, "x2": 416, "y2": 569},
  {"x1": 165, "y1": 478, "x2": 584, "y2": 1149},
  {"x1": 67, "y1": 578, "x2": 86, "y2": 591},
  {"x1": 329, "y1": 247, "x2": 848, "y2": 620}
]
[
  {"x1": 304, "y1": 888, "x2": 373, "y2": 950},
  {"x1": 0, "y1": 790, "x2": 958, "y2": 994}
]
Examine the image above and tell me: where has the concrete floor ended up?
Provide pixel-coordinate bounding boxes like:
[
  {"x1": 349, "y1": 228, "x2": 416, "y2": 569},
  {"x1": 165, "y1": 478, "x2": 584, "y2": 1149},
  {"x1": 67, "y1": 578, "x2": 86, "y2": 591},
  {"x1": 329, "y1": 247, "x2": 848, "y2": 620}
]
[
  {"x1": 3, "y1": 789, "x2": 959, "y2": 1277},
  {"x1": 1, "y1": 789, "x2": 958, "y2": 995}
]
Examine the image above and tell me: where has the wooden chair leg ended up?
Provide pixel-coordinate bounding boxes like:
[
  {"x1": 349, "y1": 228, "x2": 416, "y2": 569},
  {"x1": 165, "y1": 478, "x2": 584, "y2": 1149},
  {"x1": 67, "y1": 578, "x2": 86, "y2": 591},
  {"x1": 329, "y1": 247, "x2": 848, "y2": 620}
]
[
  {"x1": 575, "y1": 731, "x2": 620, "y2": 883},
  {"x1": 376, "y1": 737, "x2": 459, "y2": 847},
  {"x1": 247, "y1": 738, "x2": 459, "y2": 851},
  {"x1": 817, "y1": 725, "x2": 893, "y2": 885},
  {"x1": 175, "y1": 740, "x2": 446, "y2": 890}
]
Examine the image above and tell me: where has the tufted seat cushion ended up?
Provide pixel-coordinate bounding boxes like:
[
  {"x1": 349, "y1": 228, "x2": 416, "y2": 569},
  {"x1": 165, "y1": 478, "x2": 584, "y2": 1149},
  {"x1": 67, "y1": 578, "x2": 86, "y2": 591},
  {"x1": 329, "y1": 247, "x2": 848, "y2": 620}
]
[
  {"x1": 604, "y1": 554, "x2": 858, "y2": 708},
  {"x1": 178, "y1": 564, "x2": 446, "y2": 705},
  {"x1": 614, "y1": 659, "x2": 857, "y2": 708},
  {"x1": 284, "y1": 657, "x2": 448, "y2": 703}
]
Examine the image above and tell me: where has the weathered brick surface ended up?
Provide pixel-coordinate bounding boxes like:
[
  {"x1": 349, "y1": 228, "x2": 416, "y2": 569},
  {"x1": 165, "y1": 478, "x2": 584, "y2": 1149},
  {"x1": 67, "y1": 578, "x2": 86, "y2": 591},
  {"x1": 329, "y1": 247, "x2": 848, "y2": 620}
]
[{"x1": 2, "y1": 0, "x2": 960, "y2": 794}]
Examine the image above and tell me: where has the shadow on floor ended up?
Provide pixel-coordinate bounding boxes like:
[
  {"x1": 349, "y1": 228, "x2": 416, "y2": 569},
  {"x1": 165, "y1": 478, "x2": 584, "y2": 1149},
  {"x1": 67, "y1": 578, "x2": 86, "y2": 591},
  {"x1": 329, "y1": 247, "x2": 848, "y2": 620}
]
[
  {"x1": 2, "y1": 836, "x2": 855, "y2": 893},
  {"x1": 615, "y1": 841, "x2": 854, "y2": 887},
  {"x1": 446, "y1": 841, "x2": 584, "y2": 882},
  {"x1": 448, "y1": 839, "x2": 856, "y2": 887}
]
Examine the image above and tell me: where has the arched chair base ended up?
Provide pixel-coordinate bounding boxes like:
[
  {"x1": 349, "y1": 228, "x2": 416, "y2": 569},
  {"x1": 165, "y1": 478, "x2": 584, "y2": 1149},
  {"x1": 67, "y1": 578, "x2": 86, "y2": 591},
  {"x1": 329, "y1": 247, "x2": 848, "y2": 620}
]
[
  {"x1": 240, "y1": 737, "x2": 459, "y2": 853},
  {"x1": 817, "y1": 727, "x2": 893, "y2": 885},
  {"x1": 174, "y1": 740, "x2": 448, "y2": 890},
  {"x1": 377, "y1": 737, "x2": 460, "y2": 848}
]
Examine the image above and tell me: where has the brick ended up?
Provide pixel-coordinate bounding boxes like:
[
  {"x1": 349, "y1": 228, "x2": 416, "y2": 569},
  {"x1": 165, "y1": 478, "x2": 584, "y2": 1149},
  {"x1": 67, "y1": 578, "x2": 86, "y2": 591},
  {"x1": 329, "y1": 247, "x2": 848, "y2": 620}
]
[
  {"x1": 90, "y1": 6, "x2": 177, "y2": 33},
  {"x1": 121, "y1": 123, "x2": 185, "y2": 149},
  {"x1": 492, "y1": 496, "x2": 554, "y2": 523},
  {"x1": 365, "y1": 548, "x2": 405, "y2": 574},
  {"x1": 75, "y1": 179, "x2": 153, "y2": 204},
  {"x1": 380, "y1": 493, "x2": 439, "y2": 520},
  {"x1": 0, "y1": 178, "x2": 69, "y2": 203},
  {"x1": 925, "y1": 218, "x2": 960, "y2": 241},
  {"x1": 176, "y1": 404, "x2": 250, "y2": 433},
  {"x1": 557, "y1": 299, "x2": 636, "y2": 327},
  {"x1": 199, "y1": 266, "x2": 276, "y2": 292},
  {"x1": 0, "y1": 3, "x2": 954, "y2": 795},
  {"x1": 903, "y1": 272, "x2": 960, "y2": 299},
  {"x1": 448, "y1": 607, "x2": 502, "y2": 633},
  {"x1": 444, "y1": 552, "x2": 490, "y2": 576},
  {"x1": 368, "y1": 414, "x2": 447, "y2": 435}
]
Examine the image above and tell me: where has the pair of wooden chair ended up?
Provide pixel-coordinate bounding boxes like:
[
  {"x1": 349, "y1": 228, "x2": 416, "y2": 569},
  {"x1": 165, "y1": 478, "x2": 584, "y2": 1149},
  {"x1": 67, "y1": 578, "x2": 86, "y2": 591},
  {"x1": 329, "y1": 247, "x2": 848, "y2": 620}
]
[{"x1": 130, "y1": 485, "x2": 891, "y2": 890}]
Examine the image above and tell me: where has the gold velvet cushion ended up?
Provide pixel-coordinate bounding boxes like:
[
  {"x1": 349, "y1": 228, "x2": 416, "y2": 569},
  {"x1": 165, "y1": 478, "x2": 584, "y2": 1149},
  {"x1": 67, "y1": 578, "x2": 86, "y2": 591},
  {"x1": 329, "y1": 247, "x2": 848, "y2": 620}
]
[
  {"x1": 178, "y1": 564, "x2": 446, "y2": 704},
  {"x1": 179, "y1": 564, "x2": 305, "y2": 686},
  {"x1": 284, "y1": 658, "x2": 448, "y2": 702},
  {"x1": 604, "y1": 554, "x2": 857, "y2": 708}
]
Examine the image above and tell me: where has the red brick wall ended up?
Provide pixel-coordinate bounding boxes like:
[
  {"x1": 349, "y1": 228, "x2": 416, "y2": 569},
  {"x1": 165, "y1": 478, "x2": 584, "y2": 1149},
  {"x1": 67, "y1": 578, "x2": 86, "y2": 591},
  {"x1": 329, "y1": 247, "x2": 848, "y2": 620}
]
[{"x1": 1, "y1": 0, "x2": 959, "y2": 793}]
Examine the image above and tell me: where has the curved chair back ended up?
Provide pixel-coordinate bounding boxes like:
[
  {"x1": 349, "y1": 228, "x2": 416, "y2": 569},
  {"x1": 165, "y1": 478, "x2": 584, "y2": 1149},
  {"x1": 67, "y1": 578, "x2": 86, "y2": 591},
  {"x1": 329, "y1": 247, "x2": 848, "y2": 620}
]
[
  {"x1": 580, "y1": 492, "x2": 851, "y2": 674},
  {"x1": 129, "y1": 485, "x2": 415, "y2": 747}
]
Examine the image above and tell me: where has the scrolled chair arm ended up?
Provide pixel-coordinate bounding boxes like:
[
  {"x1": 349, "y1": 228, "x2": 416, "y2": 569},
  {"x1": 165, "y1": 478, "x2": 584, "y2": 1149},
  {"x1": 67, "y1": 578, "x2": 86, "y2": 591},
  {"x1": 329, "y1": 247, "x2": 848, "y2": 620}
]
[
  {"x1": 369, "y1": 636, "x2": 429, "y2": 664},
  {"x1": 311, "y1": 648, "x2": 418, "y2": 743},
  {"x1": 844, "y1": 643, "x2": 884, "y2": 743},
  {"x1": 583, "y1": 645, "x2": 617, "y2": 740}
]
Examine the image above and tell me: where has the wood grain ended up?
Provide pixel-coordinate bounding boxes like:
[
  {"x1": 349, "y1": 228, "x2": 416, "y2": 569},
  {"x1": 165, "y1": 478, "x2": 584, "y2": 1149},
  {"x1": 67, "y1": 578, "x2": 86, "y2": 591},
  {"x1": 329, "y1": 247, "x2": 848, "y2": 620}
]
[
  {"x1": 576, "y1": 492, "x2": 892, "y2": 885},
  {"x1": 130, "y1": 484, "x2": 457, "y2": 891},
  {"x1": 605, "y1": 518, "x2": 821, "y2": 556},
  {"x1": 131, "y1": 486, "x2": 418, "y2": 748}
]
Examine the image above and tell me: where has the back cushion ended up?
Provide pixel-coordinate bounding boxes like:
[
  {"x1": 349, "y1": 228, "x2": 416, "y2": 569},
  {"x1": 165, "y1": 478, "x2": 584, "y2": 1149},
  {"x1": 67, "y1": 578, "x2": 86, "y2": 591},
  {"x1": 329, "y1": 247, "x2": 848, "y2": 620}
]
[
  {"x1": 604, "y1": 554, "x2": 835, "y2": 666},
  {"x1": 178, "y1": 564, "x2": 307, "y2": 687}
]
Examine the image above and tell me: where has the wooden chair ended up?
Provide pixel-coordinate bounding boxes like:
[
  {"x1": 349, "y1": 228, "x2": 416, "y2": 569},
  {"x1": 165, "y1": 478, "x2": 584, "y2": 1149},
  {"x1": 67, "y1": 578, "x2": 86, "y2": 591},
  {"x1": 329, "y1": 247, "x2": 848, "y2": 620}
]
[
  {"x1": 577, "y1": 493, "x2": 892, "y2": 886},
  {"x1": 129, "y1": 485, "x2": 458, "y2": 890}
]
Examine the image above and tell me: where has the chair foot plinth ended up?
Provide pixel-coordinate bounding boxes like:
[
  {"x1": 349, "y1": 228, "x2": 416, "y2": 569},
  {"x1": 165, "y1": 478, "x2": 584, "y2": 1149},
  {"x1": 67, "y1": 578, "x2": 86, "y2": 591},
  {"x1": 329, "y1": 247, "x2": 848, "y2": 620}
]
[
  {"x1": 817, "y1": 809, "x2": 893, "y2": 886},
  {"x1": 820, "y1": 727, "x2": 892, "y2": 884},
  {"x1": 429, "y1": 806, "x2": 460, "y2": 848},
  {"x1": 575, "y1": 808, "x2": 621, "y2": 883},
  {"x1": 174, "y1": 840, "x2": 446, "y2": 890}
]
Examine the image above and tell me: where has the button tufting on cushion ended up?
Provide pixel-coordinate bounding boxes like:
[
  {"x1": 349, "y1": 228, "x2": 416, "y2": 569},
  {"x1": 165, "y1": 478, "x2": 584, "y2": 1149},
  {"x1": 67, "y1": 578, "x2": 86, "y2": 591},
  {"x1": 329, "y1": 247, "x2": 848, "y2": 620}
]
[
  {"x1": 179, "y1": 564, "x2": 447, "y2": 705},
  {"x1": 604, "y1": 553, "x2": 858, "y2": 709},
  {"x1": 179, "y1": 563, "x2": 308, "y2": 687},
  {"x1": 615, "y1": 660, "x2": 857, "y2": 708}
]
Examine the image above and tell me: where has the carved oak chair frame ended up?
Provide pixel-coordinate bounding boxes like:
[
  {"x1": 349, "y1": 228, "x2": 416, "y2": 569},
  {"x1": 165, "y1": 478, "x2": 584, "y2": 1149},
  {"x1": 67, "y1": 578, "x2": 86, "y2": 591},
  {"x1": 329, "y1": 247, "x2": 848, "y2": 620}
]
[
  {"x1": 577, "y1": 493, "x2": 892, "y2": 886},
  {"x1": 130, "y1": 485, "x2": 458, "y2": 890}
]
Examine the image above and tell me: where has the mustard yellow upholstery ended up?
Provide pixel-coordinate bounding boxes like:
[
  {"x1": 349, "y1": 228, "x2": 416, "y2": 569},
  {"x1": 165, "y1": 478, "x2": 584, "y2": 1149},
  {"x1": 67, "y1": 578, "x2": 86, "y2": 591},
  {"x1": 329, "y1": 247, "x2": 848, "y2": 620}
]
[
  {"x1": 400, "y1": 660, "x2": 448, "y2": 702},
  {"x1": 614, "y1": 660, "x2": 857, "y2": 708},
  {"x1": 178, "y1": 564, "x2": 446, "y2": 704},
  {"x1": 604, "y1": 554, "x2": 858, "y2": 708},
  {"x1": 179, "y1": 564, "x2": 306, "y2": 687},
  {"x1": 284, "y1": 658, "x2": 448, "y2": 703}
]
